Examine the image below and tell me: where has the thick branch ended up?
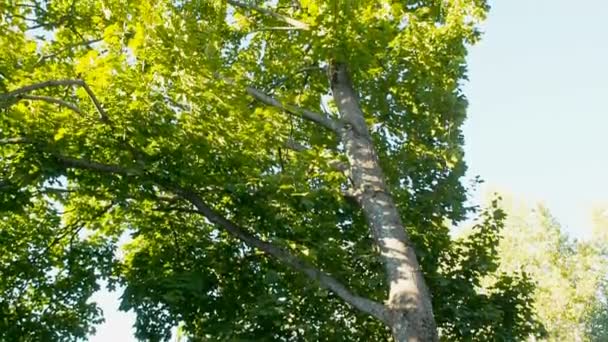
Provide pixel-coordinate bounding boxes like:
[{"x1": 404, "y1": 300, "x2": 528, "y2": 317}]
[
  {"x1": 1, "y1": 79, "x2": 109, "y2": 122},
  {"x1": 284, "y1": 138, "x2": 308, "y2": 152},
  {"x1": 213, "y1": 74, "x2": 337, "y2": 132},
  {"x1": 2, "y1": 79, "x2": 85, "y2": 97},
  {"x1": 176, "y1": 188, "x2": 389, "y2": 323},
  {"x1": 227, "y1": 0, "x2": 309, "y2": 30},
  {"x1": 246, "y1": 86, "x2": 341, "y2": 133},
  {"x1": 30, "y1": 151, "x2": 388, "y2": 322}
]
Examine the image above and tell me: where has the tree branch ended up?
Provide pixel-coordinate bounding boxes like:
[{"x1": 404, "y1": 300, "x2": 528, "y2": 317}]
[
  {"x1": 53, "y1": 154, "x2": 140, "y2": 176},
  {"x1": 227, "y1": 0, "x2": 309, "y2": 30},
  {"x1": 18, "y1": 94, "x2": 85, "y2": 116},
  {"x1": 214, "y1": 74, "x2": 337, "y2": 132},
  {"x1": 246, "y1": 86, "x2": 342, "y2": 133},
  {"x1": 284, "y1": 138, "x2": 308, "y2": 152},
  {"x1": 80, "y1": 81, "x2": 109, "y2": 123},
  {"x1": 26, "y1": 151, "x2": 388, "y2": 322},
  {"x1": 0, "y1": 79, "x2": 109, "y2": 122},
  {"x1": 246, "y1": 27, "x2": 305, "y2": 34},
  {"x1": 2, "y1": 79, "x2": 83, "y2": 97},
  {"x1": 35, "y1": 38, "x2": 103, "y2": 65},
  {"x1": 175, "y1": 187, "x2": 389, "y2": 323},
  {"x1": 0, "y1": 137, "x2": 29, "y2": 145}
]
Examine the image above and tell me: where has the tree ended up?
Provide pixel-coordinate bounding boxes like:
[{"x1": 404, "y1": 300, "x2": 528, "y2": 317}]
[
  {"x1": 486, "y1": 195, "x2": 608, "y2": 341},
  {"x1": 0, "y1": 1, "x2": 542, "y2": 341},
  {"x1": 584, "y1": 205, "x2": 608, "y2": 341}
]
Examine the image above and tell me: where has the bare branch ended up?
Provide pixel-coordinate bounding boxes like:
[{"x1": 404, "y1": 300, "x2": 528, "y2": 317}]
[
  {"x1": 246, "y1": 86, "x2": 342, "y2": 133},
  {"x1": 53, "y1": 155, "x2": 140, "y2": 176},
  {"x1": 14, "y1": 3, "x2": 42, "y2": 9},
  {"x1": 19, "y1": 94, "x2": 85, "y2": 116},
  {"x1": 175, "y1": 188, "x2": 389, "y2": 323},
  {"x1": 284, "y1": 138, "x2": 308, "y2": 152},
  {"x1": 247, "y1": 26, "x2": 305, "y2": 34},
  {"x1": 7, "y1": 14, "x2": 38, "y2": 23},
  {"x1": 1, "y1": 79, "x2": 84, "y2": 97},
  {"x1": 0, "y1": 137, "x2": 29, "y2": 145},
  {"x1": 38, "y1": 187, "x2": 75, "y2": 194},
  {"x1": 227, "y1": 0, "x2": 309, "y2": 30},
  {"x1": 0, "y1": 79, "x2": 109, "y2": 122},
  {"x1": 214, "y1": 74, "x2": 336, "y2": 132}
]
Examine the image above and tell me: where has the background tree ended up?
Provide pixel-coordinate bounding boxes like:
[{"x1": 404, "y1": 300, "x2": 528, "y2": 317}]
[
  {"x1": 481, "y1": 195, "x2": 608, "y2": 341},
  {"x1": 583, "y1": 205, "x2": 608, "y2": 341},
  {"x1": 0, "y1": 1, "x2": 542, "y2": 341}
]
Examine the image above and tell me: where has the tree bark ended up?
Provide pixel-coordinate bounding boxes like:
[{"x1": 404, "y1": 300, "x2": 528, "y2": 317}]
[{"x1": 329, "y1": 62, "x2": 438, "y2": 342}]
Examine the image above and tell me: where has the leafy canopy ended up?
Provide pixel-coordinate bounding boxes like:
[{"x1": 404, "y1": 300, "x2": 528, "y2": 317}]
[{"x1": 0, "y1": 0, "x2": 543, "y2": 341}]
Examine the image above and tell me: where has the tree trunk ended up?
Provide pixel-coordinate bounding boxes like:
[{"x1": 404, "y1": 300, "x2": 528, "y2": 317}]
[{"x1": 329, "y1": 62, "x2": 438, "y2": 342}]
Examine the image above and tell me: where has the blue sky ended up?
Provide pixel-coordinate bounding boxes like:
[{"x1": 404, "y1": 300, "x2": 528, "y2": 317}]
[
  {"x1": 91, "y1": 0, "x2": 608, "y2": 339},
  {"x1": 463, "y1": 0, "x2": 608, "y2": 240}
]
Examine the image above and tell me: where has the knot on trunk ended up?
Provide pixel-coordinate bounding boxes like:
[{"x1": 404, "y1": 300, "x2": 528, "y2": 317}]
[{"x1": 388, "y1": 291, "x2": 420, "y2": 313}]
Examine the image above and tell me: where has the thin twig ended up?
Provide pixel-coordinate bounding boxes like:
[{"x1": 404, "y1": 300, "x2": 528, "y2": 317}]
[{"x1": 35, "y1": 38, "x2": 103, "y2": 65}]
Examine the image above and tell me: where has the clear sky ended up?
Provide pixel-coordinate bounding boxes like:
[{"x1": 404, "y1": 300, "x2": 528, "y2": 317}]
[
  {"x1": 91, "y1": 0, "x2": 608, "y2": 339},
  {"x1": 463, "y1": 0, "x2": 608, "y2": 240}
]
